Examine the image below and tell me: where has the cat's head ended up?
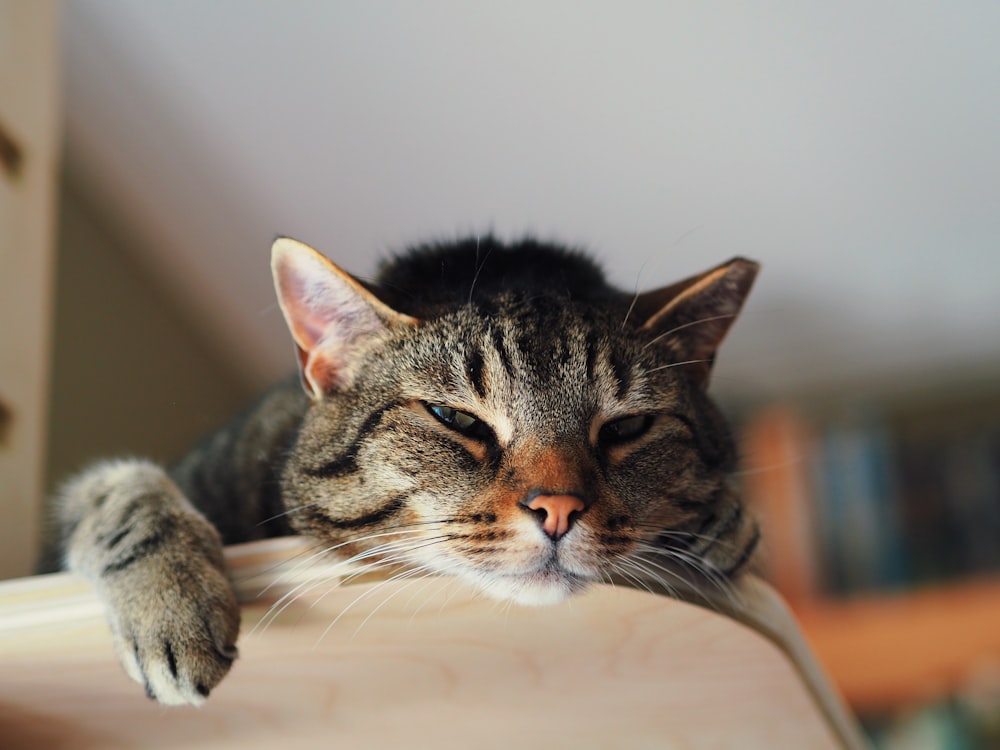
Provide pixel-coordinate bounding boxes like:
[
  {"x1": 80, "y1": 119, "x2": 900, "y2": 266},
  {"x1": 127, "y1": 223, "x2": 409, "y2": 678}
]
[{"x1": 272, "y1": 236, "x2": 758, "y2": 605}]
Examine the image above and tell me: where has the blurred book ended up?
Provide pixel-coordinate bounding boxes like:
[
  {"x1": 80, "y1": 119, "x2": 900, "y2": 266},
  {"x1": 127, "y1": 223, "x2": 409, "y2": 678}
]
[
  {"x1": 813, "y1": 410, "x2": 908, "y2": 594},
  {"x1": 740, "y1": 396, "x2": 1000, "y2": 599},
  {"x1": 739, "y1": 406, "x2": 821, "y2": 604}
]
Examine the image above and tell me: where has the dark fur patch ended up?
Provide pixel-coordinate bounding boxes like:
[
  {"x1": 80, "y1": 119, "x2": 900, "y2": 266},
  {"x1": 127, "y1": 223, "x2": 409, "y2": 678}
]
[
  {"x1": 165, "y1": 640, "x2": 178, "y2": 679},
  {"x1": 305, "y1": 493, "x2": 408, "y2": 530},
  {"x1": 609, "y1": 351, "x2": 632, "y2": 401},
  {"x1": 101, "y1": 525, "x2": 172, "y2": 575},
  {"x1": 303, "y1": 408, "x2": 390, "y2": 478},
  {"x1": 467, "y1": 347, "x2": 487, "y2": 398},
  {"x1": 490, "y1": 326, "x2": 516, "y2": 378},
  {"x1": 721, "y1": 525, "x2": 761, "y2": 576}
]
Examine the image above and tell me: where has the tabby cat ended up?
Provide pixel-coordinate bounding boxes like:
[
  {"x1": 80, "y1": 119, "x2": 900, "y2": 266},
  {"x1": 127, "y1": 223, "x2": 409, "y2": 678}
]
[{"x1": 53, "y1": 235, "x2": 760, "y2": 706}]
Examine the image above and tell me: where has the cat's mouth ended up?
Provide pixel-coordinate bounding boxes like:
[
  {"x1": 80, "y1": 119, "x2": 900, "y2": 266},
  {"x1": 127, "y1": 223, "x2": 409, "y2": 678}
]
[
  {"x1": 415, "y1": 532, "x2": 601, "y2": 606},
  {"x1": 478, "y1": 561, "x2": 594, "y2": 606}
]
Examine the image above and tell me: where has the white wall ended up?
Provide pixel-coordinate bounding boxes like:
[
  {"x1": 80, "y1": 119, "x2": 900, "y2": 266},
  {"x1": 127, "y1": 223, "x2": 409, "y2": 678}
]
[{"x1": 62, "y1": 2, "x2": 1000, "y2": 399}]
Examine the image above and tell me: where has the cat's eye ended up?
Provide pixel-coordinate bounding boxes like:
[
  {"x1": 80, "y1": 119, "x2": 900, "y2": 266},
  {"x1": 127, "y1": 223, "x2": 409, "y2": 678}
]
[
  {"x1": 425, "y1": 403, "x2": 491, "y2": 439},
  {"x1": 599, "y1": 414, "x2": 654, "y2": 445}
]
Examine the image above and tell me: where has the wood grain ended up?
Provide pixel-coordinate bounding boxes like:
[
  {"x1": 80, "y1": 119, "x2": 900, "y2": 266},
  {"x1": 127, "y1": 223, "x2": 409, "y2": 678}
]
[{"x1": 0, "y1": 539, "x2": 846, "y2": 749}]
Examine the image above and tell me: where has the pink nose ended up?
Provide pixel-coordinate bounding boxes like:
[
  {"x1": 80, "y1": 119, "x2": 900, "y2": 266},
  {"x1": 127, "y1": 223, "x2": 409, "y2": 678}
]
[{"x1": 525, "y1": 494, "x2": 587, "y2": 540}]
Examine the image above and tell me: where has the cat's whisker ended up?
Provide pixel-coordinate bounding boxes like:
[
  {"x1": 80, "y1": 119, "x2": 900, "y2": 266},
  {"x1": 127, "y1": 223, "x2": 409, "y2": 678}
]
[
  {"x1": 415, "y1": 573, "x2": 461, "y2": 619},
  {"x1": 253, "y1": 560, "x2": 359, "y2": 635},
  {"x1": 619, "y1": 550, "x2": 698, "y2": 598},
  {"x1": 614, "y1": 556, "x2": 666, "y2": 591},
  {"x1": 644, "y1": 359, "x2": 713, "y2": 375},
  {"x1": 254, "y1": 529, "x2": 432, "y2": 599},
  {"x1": 634, "y1": 543, "x2": 732, "y2": 593},
  {"x1": 621, "y1": 259, "x2": 649, "y2": 331},
  {"x1": 639, "y1": 526, "x2": 745, "y2": 555},
  {"x1": 397, "y1": 560, "x2": 471, "y2": 623},
  {"x1": 308, "y1": 536, "x2": 449, "y2": 596},
  {"x1": 637, "y1": 543, "x2": 744, "y2": 583},
  {"x1": 632, "y1": 543, "x2": 745, "y2": 610},
  {"x1": 402, "y1": 570, "x2": 454, "y2": 624},
  {"x1": 257, "y1": 501, "x2": 325, "y2": 525},
  {"x1": 349, "y1": 567, "x2": 441, "y2": 640},
  {"x1": 731, "y1": 456, "x2": 806, "y2": 477},
  {"x1": 626, "y1": 557, "x2": 704, "y2": 603},
  {"x1": 606, "y1": 556, "x2": 669, "y2": 599},
  {"x1": 501, "y1": 594, "x2": 515, "y2": 627},
  {"x1": 323, "y1": 533, "x2": 457, "y2": 591},
  {"x1": 341, "y1": 532, "x2": 452, "y2": 562},
  {"x1": 252, "y1": 529, "x2": 442, "y2": 615},
  {"x1": 260, "y1": 496, "x2": 460, "y2": 524},
  {"x1": 644, "y1": 518, "x2": 757, "y2": 593},
  {"x1": 596, "y1": 568, "x2": 616, "y2": 591},
  {"x1": 437, "y1": 571, "x2": 473, "y2": 613},
  {"x1": 619, "y1": 567, "x2": 667, "y2": 599},
  {"x1": 253, "y1": 535, "x2": 447, "y2": 634},
  {"x1": 233, "y1": 537, "x2": 325, "y2": 591},
  {"x1": 315, "y1": 565, "x2": 433, "y2": 646},
  {"x1": 297, "y1": 562, "x2": 413, "y2": 642},
  {"x1": 329, "y1": 548, "x2": 437, "y2": 594},
  {"x1": 252, "y1": 554, "x2": 354, "y2": 635},
  {"x1": 640, "y1": 313, "x2": 737, "y2": 351},
  {"x1": 620, "y1": 292, "x2": 640, "y2": 330},
  {"x1": 467, "y1": 234, "x2": 492, "y2": 305},
  {"x1": 332, "y1": 526, "x2": 456, "y2": 564}
]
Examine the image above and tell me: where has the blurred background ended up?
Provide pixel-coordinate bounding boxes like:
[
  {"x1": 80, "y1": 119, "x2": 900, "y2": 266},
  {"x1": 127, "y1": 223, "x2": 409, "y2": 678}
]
[{"x1": 2, "y1": 1, "x2": 998, "y2": 746}]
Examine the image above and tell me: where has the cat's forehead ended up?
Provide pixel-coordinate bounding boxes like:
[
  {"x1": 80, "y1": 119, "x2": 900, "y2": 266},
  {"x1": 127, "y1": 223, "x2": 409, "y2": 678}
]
[
  {"x1": 394, "y1": 296, "x2": 679, "y2": 421},
  {"x1": 453, "y1": 294, "x2": 625, "y2": 370}
]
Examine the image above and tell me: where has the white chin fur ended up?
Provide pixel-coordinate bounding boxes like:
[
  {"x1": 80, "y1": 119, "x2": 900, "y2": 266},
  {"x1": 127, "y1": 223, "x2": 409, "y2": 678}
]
[
  {"x1": 472, "y1": 571, "x2": 589, "y2": 607},
  {"x1": 413, "y1": 548, "x2": 592, "y2": 606}
]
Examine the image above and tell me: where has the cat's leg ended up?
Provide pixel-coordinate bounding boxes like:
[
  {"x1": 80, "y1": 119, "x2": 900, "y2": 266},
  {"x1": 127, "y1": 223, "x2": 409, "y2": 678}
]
[{"x1": 56, "y1": 458, "x2": 240, "y2": 706}]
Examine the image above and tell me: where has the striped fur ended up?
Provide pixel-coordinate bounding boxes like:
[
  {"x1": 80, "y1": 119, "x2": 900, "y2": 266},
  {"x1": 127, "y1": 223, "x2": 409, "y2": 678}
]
[{"x1": 52, "y1": 235, "x2": 759, "y2": 705}]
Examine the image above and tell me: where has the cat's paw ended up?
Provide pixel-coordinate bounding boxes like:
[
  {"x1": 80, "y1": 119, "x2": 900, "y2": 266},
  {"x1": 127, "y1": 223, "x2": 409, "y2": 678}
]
[
  {"x1": 58, "y1": 459, "x2": 242, "y2": 705},
  {"x1": 105, "y1": 553, "x2": 241, "y2": 706}
]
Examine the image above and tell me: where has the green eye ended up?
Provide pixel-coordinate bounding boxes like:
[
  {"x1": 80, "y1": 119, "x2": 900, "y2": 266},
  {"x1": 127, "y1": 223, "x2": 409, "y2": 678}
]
[
  {"x1": 426, "y1": 404, "x2": 491, "y2": 439},
  {"x1": 599, "y1": 414, "x2": 654, "y2": 445}
]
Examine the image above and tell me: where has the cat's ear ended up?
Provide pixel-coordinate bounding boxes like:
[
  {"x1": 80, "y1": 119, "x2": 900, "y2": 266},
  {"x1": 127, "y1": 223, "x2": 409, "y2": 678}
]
[
  {"x1": 634, "y1": 257, "x2": 759, "y2": 386},
  {"x1": 271, "y1": 237, "x2": 418, "y2": 397}
]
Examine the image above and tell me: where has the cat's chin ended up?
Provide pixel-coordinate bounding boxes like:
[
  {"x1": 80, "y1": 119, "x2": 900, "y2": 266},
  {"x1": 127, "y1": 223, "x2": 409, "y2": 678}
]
[{"x1": 474, "y1": 569, "x2": 591, "y2": 607}]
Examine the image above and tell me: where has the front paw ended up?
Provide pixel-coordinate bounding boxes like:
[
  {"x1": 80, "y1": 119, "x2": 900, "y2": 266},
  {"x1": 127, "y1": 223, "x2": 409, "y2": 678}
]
[{"x1": 105, "y1": 557, "x2": 241, "y2": 706}]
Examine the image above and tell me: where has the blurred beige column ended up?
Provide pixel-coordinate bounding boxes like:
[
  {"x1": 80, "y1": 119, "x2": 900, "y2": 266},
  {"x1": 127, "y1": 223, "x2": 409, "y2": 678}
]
[{"x1": 0, "y1": 0, "x2": 60, "y2": 577}]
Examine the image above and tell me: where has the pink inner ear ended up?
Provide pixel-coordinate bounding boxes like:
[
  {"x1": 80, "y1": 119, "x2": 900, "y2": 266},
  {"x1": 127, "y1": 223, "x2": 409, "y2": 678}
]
[
  {"x1": 302, "y1": 345, "x2": 344, "y2": 397},
  {"x1": 277, "y1": 272, "x2": 335, "y2": 352},
  {"x1": 272, "y1": 238, "x2": 395, "y2": 396},
  {"x1": 274, "y1": 241, "x2": 384, "y2": 342}
]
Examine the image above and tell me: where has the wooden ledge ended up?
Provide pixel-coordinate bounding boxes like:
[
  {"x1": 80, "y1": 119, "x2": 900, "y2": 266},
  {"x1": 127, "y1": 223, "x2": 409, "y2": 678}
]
[{"x1": 1, "y1": 538, "x2": 848, "y2": 749}]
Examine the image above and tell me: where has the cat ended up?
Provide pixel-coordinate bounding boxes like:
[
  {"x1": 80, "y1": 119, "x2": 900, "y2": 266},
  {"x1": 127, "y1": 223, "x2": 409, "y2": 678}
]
[{"x1": 51, "y1": 235, "x2": 760, "y2": 706}]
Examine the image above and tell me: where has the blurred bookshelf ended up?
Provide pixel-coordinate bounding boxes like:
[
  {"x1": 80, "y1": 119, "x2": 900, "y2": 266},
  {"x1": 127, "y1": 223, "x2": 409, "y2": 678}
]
[{"x1": 733, "y1": 368, "x2": 1000, "y2": 747}]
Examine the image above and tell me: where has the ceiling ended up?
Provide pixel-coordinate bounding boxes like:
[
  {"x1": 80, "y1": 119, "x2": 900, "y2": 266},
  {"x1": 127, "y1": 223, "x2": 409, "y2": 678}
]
[{"x1": 61, "y1": 1, "x2": 1000, "y2": 399}]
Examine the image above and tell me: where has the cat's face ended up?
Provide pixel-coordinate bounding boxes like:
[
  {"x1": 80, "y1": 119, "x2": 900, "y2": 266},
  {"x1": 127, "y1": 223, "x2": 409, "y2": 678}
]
[{"x1": 273, "y1": 238, "x2": 758, "y2": 605}]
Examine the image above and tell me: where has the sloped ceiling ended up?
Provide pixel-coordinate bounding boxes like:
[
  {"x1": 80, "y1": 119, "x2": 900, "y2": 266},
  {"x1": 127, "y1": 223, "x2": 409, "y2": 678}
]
[{"x1": 61, "y1": 1, "x2": 1000, "y2": 398}]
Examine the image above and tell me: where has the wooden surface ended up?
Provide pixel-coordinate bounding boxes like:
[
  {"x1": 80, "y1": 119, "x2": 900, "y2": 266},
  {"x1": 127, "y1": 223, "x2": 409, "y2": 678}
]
[
  {"x1": 796, "y1": 576, "x2": 1000, "y2": 714},
  {"x1": 0, "y1": 540, "x2": 845, "y2": 749}
]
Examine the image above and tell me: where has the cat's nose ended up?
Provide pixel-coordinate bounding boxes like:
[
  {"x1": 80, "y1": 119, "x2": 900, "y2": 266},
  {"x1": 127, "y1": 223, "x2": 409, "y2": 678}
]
[{"x1": 522, "y1": 494, "x2": 587, "y2": 540}]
